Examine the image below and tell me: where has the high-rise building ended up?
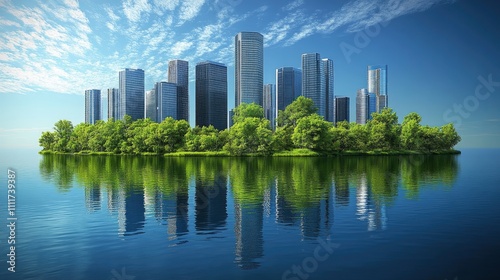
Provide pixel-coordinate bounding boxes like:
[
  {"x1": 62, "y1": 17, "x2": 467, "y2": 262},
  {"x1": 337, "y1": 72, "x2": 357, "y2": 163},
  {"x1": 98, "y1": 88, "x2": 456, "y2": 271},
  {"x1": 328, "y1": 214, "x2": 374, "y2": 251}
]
[
  {"x1": 263, "y1": 84, "x2": 276, "y2": 130},
  {"x1": 334, "y1": 96, "x2": 350, "y2": 124},
  {"x1": 356, "y1": 88, "x2": 377, "y2": 124},
  {"x1": 302, "y1": 53, "x2": 326, "y2": 118},
  {"x1": 107, "y1": 88, "x2": 119, "y2": 120},
  {"x1": 85, "y1": 89, "x2": 101, "y2": 124},
  {"x1": 196, "y1": 61, "x2": 228, "y2": 130},
  {"x1": 168, "y1": 60, "x2": 189, "y2": 122},
  {"x1": 118, "y1": 68, "x2": 145, "y2": 121},
  {"x1": 367, "y1": 65, "x2": 388, "y2": 112},
  {"x1": 235, "y1": 32, "x2": 264, "y2": 107},
  {"x1": 155, "y1": 82, "x2": 178, "y2": 122},
  {"x1": 276, "y1": 67, "x2": 301, "y2": 117},
  {"x1": 322, "y1": 59, "x2": 334, "y2": 122},
  {"x1": 145, "y1": 89, "x2": 157, "y2": 122}
]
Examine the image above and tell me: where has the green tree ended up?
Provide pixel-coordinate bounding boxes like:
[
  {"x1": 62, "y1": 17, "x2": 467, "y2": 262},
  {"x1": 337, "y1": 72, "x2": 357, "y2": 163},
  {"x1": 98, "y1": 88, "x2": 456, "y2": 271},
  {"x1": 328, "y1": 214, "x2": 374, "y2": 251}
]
[
  {"x1": 441, "y1": 123, "x2": 461, "y2": 150},
  {"x1": 69, "y1": 123, "x2": 92, "y2": 152},
  {"x1": 292, "y1": 114, "x2": 333, "y2": 152},
  {"x1": 53, "y1": 120, "x2": 74, "y2": 152},
  {"x1": 39, "y1": 131, "x2": 56, "y2": 151},
  {"x1": 232, "y1": 103, "x2": 264, "y2": 124},
  {"x1": 224, "y1": 118, "x2": 273, "y2": 155},
  {"x1": 367, "y1": 108, "x2": 400, "y2": 151},
  {"x1": 160, "y1": 118, "x2": 190, "y2": 153},
  {"x1": 400, "y1": 112, "x2": 422, "y2": 150},
  {"x1": 348, "y1": 123, "x2": 369, "y2": 151},
  {"x1": 277, "y1": 96, "x2": 317, "y2": 127}
]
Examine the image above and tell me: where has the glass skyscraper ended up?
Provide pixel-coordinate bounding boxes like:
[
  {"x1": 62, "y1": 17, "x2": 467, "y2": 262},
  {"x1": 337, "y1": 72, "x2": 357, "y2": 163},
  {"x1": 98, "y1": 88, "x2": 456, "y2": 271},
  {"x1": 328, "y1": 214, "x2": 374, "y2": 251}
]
[
  {"x1": 356, "y1": 88, "x2": 377, "y2": 124},
  {"x1": 276, "y1": 67, "x2": 301, "y2": 118},
  {"x1": 145, "y1": 89, "x2": 157, "y2": 122},
  {"x1": 118, "y1": 68, "x2": 145, "y2": 121},
  {"x1": 333, "y1": 96, "x2": 350, "y2": 124},
  {"x1": 107, "y1": 88, "x2": 119, "y2": 120},
  {"x1": 155, "y1": 82, "x2": 178, "y2": 122},
  {"x1": 367, "y1": 65, "x2": 388, "y2": 112},
  {"x1": 85, "y1": 89, "x2": 101, "y2": 124},
  {"x1": 196, "y1": 61, "x2": 228, "y2": 130},
  {"x1": 263, "y1": 84, "x2": 276, "y2": 130},
  {"x1": 235, "y1": 32, "x2": 264, "y2": 107},
  {"x1": 322, "y1": 58, "x2": 334, "y2": 123},
  {"x1": 168, "y1": 60, "x2": 189, "y2": 122},
  {"x1": 302, "y1": 53, "x2": 326, "y2": 118}
]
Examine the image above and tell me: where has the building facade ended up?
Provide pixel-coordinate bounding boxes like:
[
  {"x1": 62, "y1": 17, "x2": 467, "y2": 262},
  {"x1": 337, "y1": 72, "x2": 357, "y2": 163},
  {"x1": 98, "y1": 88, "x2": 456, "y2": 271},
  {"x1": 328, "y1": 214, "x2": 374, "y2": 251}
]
[
  {"x1": 118, "y1": 68, "x2": 145, "y2": 121},
  {"x1": 302, "y1": 53, "x2": 326, "y2": 118},
  {"x1": 356, "y1": 88, "x2": 377, "y2": 124},
  {"x1": 263, "y1": 84, "x2": 276, "y2": 130},
  {"x1": 168, "y1": 60, "x2": 189, "y2": 122},
  {"x1": 276, "y1": 67, "x2": 301, "y2": 118},
  {"x1": 145, "y1": 89, "x2": 157, "y2": 122},
  {"x1": 85, "y1": 89, "x2": 101, "y2": 124},
  {"x1": 235, "y1": 32, "x2": 264, "y2": 107},
  {"x1": 322, "y1": 59, "x2": 334, "y2": 122},
  {"x1": 196, "y1": 61, "x2": 228, "y2": 130},
  {"x1": 107, "y1": 88, "x2": 119, "y2": 120},
  {"x1": 333, "y1": 96, "x2": 350, "y2": 124},
  {"x1": 155, "y1": 82, "x2": 178, "y2": 122},
  {"x1": 367, "y1": 65, "x2": 388, "y2": 112}
]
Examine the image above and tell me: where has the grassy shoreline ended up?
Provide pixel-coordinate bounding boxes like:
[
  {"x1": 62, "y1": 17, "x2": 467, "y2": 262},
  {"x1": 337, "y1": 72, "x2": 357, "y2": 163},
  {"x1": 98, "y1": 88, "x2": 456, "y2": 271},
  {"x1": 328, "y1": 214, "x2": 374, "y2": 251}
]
[{"x1": 39, "y1": 149, "x2": 461, "y2": 157}]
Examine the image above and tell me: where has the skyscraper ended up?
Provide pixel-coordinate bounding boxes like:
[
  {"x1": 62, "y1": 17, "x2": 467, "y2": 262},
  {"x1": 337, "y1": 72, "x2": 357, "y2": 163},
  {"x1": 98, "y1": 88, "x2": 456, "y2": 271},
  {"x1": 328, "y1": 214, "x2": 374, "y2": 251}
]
[
  {"x1": 276, "y1": 67, "x2": 301, "y2": 117},
  {"x1": 263, "y1": 84, "x2": 276, "y2": 130},
  {"x1": 367, "y1": 65, "x2": 388, "y2": 112},
  {"x1": 107, "y1": 88, "x2": 119, "y2": 120},
  {"x1": 322, "y1": 58, "x2": 334, "y2": 122},
  {"x1": 302, "y1": 53, "x2": 326, "y2": 118},
  {"x1": 235, "y1": 32, "x2": 264, "y2": 107},
  {"x1": 155, "y1": 82, "x2": 178, "y2": 122},
  {"x1": 334, "y1": 96, "x2": 350, "y2": 124},
  {"x1": 196, "y1": 61, "x2": 228, "y2": 130},
  {"x1": 168, "y1": 60, "x2": 189, "y2": 122},
  {"x1": 118, "y1": 68, "x2": 145, "y2": 121},
  {"x1": 85, "y1": 89, "x2": 101, "y2": 124},
  {"x1": 145, "y1": 89, "x2": 157, "y2": 122},
  {"x1": 356, "y1": 88, "x2": 376, "y2": 124}
]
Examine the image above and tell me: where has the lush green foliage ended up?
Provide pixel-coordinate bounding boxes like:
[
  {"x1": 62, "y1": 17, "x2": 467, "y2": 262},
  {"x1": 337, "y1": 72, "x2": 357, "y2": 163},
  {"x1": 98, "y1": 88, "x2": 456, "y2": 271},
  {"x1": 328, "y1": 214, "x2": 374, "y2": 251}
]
[{"x1": 39, "y1": 97, "x2": 461, "y2": 155}]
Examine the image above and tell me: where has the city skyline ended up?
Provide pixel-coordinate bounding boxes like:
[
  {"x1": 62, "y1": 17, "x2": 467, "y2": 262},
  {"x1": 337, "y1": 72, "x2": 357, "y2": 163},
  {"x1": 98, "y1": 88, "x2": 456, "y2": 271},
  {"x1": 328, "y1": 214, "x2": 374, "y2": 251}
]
[{"x1": 1, "y1": 0, "x2": 499, "y2": 148}]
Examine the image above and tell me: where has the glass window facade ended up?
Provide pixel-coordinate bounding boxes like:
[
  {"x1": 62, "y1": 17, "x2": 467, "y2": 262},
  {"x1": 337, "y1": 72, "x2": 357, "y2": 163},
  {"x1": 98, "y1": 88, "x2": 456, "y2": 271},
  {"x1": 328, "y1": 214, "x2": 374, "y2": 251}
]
[
  {"x1": 168, "y1": 60, "x2": 189, "y2": 122},
  {"x1": 196, "y1": 61, "x2": 228, "y2": 130},
  {"x1": 118, "y1": 68, "x2": 145, "y2": 121},
  {"x1": 85, "y1": 89, "x2": 101, "y2": 124},
  {"x1": 235, "y1": 32, "x2": 264, "y2": 107}
]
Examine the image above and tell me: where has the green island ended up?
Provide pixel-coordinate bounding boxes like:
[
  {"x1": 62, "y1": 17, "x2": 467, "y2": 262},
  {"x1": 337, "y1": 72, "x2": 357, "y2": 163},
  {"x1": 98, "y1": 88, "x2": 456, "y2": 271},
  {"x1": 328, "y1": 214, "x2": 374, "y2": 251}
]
[{"x1": 39, "y1": 96, "x2": 461, "y2": 156}]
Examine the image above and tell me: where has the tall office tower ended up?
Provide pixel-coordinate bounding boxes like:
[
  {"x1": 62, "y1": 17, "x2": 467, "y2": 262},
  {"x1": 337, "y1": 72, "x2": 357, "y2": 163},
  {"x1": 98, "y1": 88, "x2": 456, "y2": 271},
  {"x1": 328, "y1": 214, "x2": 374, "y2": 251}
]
[
  {"x1": 85, "y1": 89, "x2": 101, "y2": 124},
  {"x1": 107, "y1": 88, "x2": 119, "y2": 120},
  {"x1": 235, "y1": 32, "x2": 264, "y2": 107},
  {"x1": 154, "y1": 82, "x2": 178, "y2": 122},
  {"x1": 367, "y1": 65, "x2": 388, "y2": 112},
  {"x1": 322, "y1": 58, "x2": 334, "y2": 122},
  {"x1": 263, "y1": 84, "x2": 276, "y2": 130},
  {"x1": 356, "y1": 88, "x2": 377, "y2": 124},
  {"x1": 302, "y1": 53, "x2": 326, "y2": 118},
  {"x1": 196, "y1": 61, "x2": 228, "y2": 130},
  {"x1": 333, "y1": 96, "x2": 350, "y2": 124},
  {"x1": 145, "y1": 89, "x2": 157, "y2": 122},
  {"x1": 276, "y1": 67, "x2": 301, "y2": 117},
  {"x1": 228, "y1": 109, "x2": 235, "y2": 128},
  {"x1": 118, "y1": 68, "x2": 145, "y2": 121},
  {"x1": 168, "y1": 60, "x2": 189, "y2": 121}
]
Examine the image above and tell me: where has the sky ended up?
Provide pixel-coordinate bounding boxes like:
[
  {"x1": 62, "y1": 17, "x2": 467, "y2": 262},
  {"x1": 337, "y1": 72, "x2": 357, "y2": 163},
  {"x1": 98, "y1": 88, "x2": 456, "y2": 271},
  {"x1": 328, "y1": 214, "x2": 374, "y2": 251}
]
[{"x1": 0, "y1": 0, "x2": 499, "y2": 149}]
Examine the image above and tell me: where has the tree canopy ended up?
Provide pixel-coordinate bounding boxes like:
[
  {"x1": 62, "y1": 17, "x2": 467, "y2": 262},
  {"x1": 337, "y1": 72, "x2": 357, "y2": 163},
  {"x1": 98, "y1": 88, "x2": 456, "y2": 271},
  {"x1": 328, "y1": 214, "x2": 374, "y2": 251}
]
[{"x1": 39, "y1": 97, "x2": 461, "y2": 155}]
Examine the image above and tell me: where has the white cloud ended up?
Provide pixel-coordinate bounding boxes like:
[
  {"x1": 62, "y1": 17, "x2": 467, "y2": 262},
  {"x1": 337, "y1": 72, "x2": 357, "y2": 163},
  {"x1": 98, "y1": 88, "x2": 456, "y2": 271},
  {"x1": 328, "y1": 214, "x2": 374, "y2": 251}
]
[
  {"x1": 171, "y1": 41, "x2": 193, "y2": 57},
  {"x1": 178, "y1": 0, "x2": 205, "y2": 23},
  {"x1": 123, "y1": 0, "x2": 152, "y2": 23},
  {"x1": 284, "y1": 0, "x2": 304, "y2": 11}
]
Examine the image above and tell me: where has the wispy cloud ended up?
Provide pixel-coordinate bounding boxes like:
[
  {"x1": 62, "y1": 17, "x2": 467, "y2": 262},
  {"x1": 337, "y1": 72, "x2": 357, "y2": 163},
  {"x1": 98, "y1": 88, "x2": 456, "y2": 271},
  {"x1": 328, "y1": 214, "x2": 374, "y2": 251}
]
[
  {"x1": 178, "y1": 0, "x2": 206, "y2": 24},
  {"x1": 122, "y1": 0, "x2": 151, "y2": 23}
]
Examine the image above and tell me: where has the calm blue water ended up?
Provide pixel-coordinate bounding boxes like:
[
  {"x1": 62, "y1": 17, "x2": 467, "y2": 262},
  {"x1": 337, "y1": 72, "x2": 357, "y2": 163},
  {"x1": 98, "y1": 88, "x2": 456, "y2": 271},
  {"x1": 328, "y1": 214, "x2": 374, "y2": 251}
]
[{"x1": 1, "y1": 149, "x2": 499, "y2": 280}]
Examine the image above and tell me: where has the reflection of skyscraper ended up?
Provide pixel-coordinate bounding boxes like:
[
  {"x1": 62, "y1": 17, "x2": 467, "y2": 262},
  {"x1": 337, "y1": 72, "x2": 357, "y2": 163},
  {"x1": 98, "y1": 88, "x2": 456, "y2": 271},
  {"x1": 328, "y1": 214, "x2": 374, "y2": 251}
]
[
  {"x1": 195, "y1": 176, "x2": 227, "y2": 234},
  {"x1": 334, "y1": 178, "x2": 349, "y2": 206},
  {"x1": 234, "y1": 202, "x2": 264, "y2": 269},
  {"x1": 300, "y1": 204, "x2": 321, "y2": 238},
  {"x1": 355, "y1": 175, "x2": 387, "y2": 231},
  {"x1": 164, "y1": 191, "x2": 189, "y2": 241},
  {"x1": 356, "y1": 175, "x2": 368, "y2": 220},
  {"x1": 85, "y1": 185, "x2": 101, "y2": 212},
  {"x1": 124, "y1": 189, "x2": 145, "y2": 235}
]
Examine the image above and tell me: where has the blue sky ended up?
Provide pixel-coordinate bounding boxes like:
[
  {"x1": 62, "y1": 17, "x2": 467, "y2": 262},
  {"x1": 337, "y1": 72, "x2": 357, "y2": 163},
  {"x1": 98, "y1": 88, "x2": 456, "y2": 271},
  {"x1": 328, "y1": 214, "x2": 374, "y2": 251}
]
[{"x1": 0, "y1": 0, "x2": 499, "y2": 148}]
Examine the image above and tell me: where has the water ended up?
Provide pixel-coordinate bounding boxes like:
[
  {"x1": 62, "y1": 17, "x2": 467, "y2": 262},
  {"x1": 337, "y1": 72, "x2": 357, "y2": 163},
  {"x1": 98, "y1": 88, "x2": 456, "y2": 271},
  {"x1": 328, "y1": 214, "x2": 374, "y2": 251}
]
[{"x1": 1, "y1": 149, "x2": 499, "y2": 280}]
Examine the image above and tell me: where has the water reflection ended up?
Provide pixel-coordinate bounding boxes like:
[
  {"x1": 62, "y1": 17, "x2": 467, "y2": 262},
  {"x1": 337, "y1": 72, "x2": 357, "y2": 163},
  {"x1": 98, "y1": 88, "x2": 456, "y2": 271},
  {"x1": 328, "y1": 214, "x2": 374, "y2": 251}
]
[{"x1": 39, "y1": 154, "x2": 459, "y2": 269}]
